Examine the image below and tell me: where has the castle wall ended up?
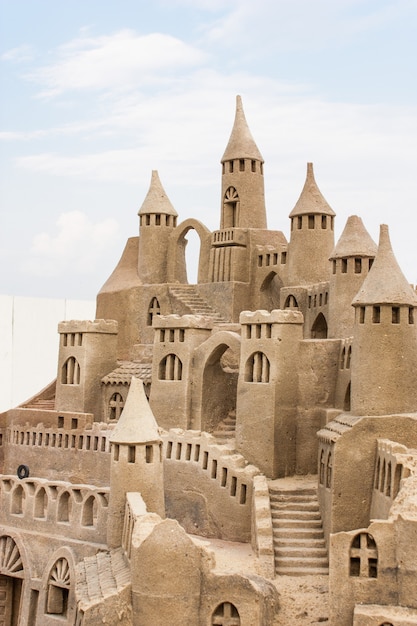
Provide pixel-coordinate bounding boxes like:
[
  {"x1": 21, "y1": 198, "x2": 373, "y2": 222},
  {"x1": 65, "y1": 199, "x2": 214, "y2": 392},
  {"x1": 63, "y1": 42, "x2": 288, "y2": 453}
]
[
  {"x1": 236, "y1": 309, "x2": 303, "y2": 479},
  {"x1": 3, "y1": 417, "x2": 111, "y2": 486},
  {"x1": 162, "y1": 430, "x2": 257, "y2": 542},
  {"x1": 319, "y1": 414, "x2": 417, "y2": 538},
  {"x1": 296, "y1": 338, "x2": 340, "y2": 474}
]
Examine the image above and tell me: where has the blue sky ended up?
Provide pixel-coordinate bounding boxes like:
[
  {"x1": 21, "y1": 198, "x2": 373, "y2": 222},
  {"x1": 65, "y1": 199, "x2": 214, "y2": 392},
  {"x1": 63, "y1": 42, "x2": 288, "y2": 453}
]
[{"x1": 1, "y1": 0, "x2": 417, "y2": 299}]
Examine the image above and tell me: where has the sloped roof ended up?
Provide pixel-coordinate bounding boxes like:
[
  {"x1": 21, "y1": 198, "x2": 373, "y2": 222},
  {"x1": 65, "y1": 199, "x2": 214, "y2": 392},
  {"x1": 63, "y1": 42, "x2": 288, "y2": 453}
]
[
  {"x1": 221, "y1": 95, "x2": 263, "y2": 163},
  {"x1": 138, "y1": 170, "x2": 177, "y2": 216},
  {"x1": 102, "y1": 361, "x2": 152, "y2": 385},
  {"x1": 352, "y1": 224, "x2": 417, "y2": 306},
  {"x1": 110, "y1": 377, "x2": 160, "y2": 444},
  {"x1": 330, "y1": 215, "x2": 377, "y2": 259},
  {"x1": 289, "y1": 163, "x2": 335, "y2": 218}
]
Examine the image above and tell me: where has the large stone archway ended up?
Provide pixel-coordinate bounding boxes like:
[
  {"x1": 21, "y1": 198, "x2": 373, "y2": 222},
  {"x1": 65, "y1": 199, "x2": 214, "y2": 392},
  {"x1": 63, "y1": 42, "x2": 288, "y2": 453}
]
[
  {"x1": 190, "y1": 331, "x2": 241, "y2": 432},
  {"x1": 258, "y1": 271, "x2": 283, "y2": 311},
  {"x1": 167, "y1": 218, "x2": 212, "y2": 284}
]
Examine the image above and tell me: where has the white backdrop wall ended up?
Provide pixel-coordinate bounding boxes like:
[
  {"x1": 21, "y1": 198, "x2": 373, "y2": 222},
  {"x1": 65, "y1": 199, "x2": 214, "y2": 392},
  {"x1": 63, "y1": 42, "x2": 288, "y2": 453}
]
[{"x1": 0, "y1": 296, "x2": 95, "y2": 413}]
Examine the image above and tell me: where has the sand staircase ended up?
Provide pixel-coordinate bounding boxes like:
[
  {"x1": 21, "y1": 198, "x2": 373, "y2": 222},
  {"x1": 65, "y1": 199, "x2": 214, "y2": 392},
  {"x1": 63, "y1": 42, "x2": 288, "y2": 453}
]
[
  {"x1": 169, "y1": 285, "x2": 225, "y2": 322},
  {"x1": 213, "y1": 409, "x2": 237, "y2": 440},
  {"x1": 76, "y1": 549, "x2": 131, "y2": 609},
  {"x1": 269, "y1": 478, "x2": 328, "y2": 576}
]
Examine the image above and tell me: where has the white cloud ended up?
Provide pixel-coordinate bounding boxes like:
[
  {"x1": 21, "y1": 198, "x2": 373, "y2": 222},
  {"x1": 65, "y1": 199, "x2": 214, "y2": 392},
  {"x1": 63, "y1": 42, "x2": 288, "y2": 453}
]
[
  {"x1": 23, "y1": 211, "x2": 120, "y2": 277},
  {"x1": 1, "y1": 44, "x2": 34, "y2": 63},
  {"x1": 27, "y1": 30, "x2": 206, "y2": 98}
]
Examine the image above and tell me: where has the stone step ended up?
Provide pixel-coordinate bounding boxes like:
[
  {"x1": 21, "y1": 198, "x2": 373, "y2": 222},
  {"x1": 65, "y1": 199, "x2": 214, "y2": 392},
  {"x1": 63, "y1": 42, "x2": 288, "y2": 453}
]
[
  {"x1": 271, "y1": 500, "x2": 320, "y2": 511},
  {"x1": 274, "y1": 533, "x2": 327, "y2": 551},
  {"x1": 275, "y1": 565, "x2": 329, "y2": 576},
  {"x1": 270, "y1": 490, "x2": 317, "y2": 500},
  {"x1": 274, "y1": 545, "x2": 328, "y2": 558},
  {"x1": 272, "y1": 509, "x2": 322, "y2": 521},
  {"x1": 273, "y1": 518, "x2": 323, "y2": 529},
  {"x1": 275, "y1": 557, "x2": 329, "y2": 569},
  {"x1": 273, "y1": 527, "x2": 325, "y2": 539}
]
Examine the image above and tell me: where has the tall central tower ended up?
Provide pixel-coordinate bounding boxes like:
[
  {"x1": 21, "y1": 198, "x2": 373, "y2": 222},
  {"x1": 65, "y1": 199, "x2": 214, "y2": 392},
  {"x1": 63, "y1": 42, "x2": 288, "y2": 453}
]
[{"x1": 220, "y1": 95, "x2": 267, "y2": 230}]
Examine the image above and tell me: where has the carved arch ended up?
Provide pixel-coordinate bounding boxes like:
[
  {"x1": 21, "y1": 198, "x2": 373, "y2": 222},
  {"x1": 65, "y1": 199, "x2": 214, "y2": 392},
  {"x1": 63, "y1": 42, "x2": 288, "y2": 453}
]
[
  {"x1": 167, "y1": 218, "x2": 211, "y2": 284},
  {"x1": 191, "y1": 331, "x2": 241, "y2": 432}
]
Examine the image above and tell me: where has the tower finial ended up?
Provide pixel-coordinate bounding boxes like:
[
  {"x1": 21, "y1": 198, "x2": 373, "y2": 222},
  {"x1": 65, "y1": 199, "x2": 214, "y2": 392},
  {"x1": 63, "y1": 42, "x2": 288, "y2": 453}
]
[{"x1": 221, "y1": 95, "x2": 263, "y2": 163}]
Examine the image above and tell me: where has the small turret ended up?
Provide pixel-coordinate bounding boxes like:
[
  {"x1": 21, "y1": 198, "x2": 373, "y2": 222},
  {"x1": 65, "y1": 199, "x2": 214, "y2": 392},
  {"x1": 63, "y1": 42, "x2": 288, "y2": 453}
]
[
  {"x1": 287, "y1": 163, "x2": 335, "y2": 285},
  {"x1": 107, "y1": 377, "x2": 165, "y2": 548},
  {"x1": 328, "y1": 215, "x2": 377, "y2": 338},
  {"x1": 351, "y1": 225, "x2": 417, "y2": 416},
  {"x1": 220, "y1": 95, "x2": 267, "y2": 229},
  {"x1": 138, "y1": 170, "x2": 178, "y2": 284}
]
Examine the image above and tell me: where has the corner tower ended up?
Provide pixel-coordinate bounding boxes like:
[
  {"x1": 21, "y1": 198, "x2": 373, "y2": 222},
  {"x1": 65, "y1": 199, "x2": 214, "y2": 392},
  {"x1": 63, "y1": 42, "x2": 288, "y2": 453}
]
[
  {"x1": 351, "y1": 225, "x2": 417, "y2": 416},
  {"x1": 287, "y1": 163, "x2": 335, "y2": 285},
  {"x1": 220, "y1": 95, "x2": 267, "y2": 229},
  {"x1": 107, "y1": 377, "x2": 165, "y2": 548},
  {"x1": 138, "y1": 170, "x2": 178, "y2": 284},
  {"x1": 328, "y1": 215, "x2": 377, "y2": 338}
]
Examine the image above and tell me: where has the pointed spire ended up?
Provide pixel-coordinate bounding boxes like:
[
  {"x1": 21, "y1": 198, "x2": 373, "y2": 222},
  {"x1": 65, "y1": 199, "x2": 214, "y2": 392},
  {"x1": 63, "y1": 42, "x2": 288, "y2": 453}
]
[
  {"x1": 221, "y1": 95, "x2": 263, "y2": 162},
  {"x1": 289, "y1": 163, "x2": 335, "y2": 218},
  {"x1": 110, "y1": 377, "x2": 161, "y2": 444},
  {"x1": 330, "y1": 215, "x2": 377, "y2": 259},
  {"x1": 352, "y1": 225, "x2": 417, "y2": 306},
  {"x1": 138, "y1": 170, "x2": 177, "y2": 216}
]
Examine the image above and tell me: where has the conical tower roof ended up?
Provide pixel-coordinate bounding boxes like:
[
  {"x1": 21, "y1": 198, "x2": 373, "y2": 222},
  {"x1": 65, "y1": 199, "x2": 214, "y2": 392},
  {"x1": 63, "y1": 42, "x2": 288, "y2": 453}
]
[
  {"x1": 221, "y1": 95, "x2": 263, "y2": 163},
  {"x1": 330, "y1": 215, "x2": 377, "y2": 259},
  {"x1": 289, "y1": 163, "x2": 335, "y2": 218},
  {"x1": 352, "y1": 224, "x2": 417, "y2": 306},
  {"x1": 138, "y1": 170, "x2": 177, "y2": 216},
  {"x1": 110, "y1": 377, "x2": 161, "y2": 444}
]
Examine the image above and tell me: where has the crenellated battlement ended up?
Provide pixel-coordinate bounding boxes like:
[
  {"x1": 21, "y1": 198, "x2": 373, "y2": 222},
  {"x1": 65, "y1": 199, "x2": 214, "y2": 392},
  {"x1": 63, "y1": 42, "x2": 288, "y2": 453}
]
[
  {"x1": 58, "y1": 319, "x2": 118, "y2": 335},
  {"x1": 162, "y1": 428, "x2": 259, "y2": 541}
]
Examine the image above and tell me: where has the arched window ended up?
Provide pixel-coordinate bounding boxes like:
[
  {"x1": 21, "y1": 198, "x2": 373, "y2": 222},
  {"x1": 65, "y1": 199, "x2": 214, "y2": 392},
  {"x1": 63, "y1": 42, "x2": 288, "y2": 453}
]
[
  {"x1": 346, "y1": 346, "x2": 352, "y2": 369},
  {"x1": 34, "y1": 487, "x2": 47, "y2": 519},
  {"x1": 159, "y1": 354, "x2": 183, "y2": 380},
  {"x1": 0, "y1": 535, "x2": 24, "y2": 575},
  {"x1": 57, "y1": 491, "x2": 71, "y2": 522},
  {"x1": 81, "y1": 496, "x2": 97, "y2": 527},
  {"x1": 212, "y1": 601, "x2": 240, "y2": 626},
  {"x1": 245, "y1": 352, "x2": 270, "y2": 383},
  {"x1": 343, "y1": 382, "x2": 351, "y2": 411},
  {"x1": 284, "y1": 294, "x2": 299, "y2": 309},
  {"x1": 319, "y1": 449, "x2": 326, "y2": 485},
  {"x1": 62, "y1": 357, "x2": 80, "y2": 385},
  {"x1": 326, "y1": 452, "x2": 333, "y2": 488},
  {"x1": 223, "y1": 187, "x2": 240, "y2": 228},
  {"x1": 11, "y1": 485, "x2": 25, "y2": 515},
  {"x1": 46, "y1": 558, "x2": 71, "y2": 616},
  {"x1": 349, "y1": 533, "x2": 378, "y2": 578},
  {"x1": 109, "y1": 392, "x2": 125, "y2": 421},
  {"x1": 147, "y1": 297, "x2": 161, "y2": 326}
]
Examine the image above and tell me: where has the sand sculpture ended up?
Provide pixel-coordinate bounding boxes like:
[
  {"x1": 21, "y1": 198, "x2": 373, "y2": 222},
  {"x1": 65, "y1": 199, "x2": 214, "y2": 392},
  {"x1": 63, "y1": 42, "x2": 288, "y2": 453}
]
[{"x1": 1, "y1": 96, "x2": 417, "y2": 625}]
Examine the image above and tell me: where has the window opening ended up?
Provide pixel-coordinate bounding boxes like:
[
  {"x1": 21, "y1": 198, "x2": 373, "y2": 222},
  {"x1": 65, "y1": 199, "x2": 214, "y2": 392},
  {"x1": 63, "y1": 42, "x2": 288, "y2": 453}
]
[{"x1": 349, "y1": 533, "x2": 378, "y2": 578}]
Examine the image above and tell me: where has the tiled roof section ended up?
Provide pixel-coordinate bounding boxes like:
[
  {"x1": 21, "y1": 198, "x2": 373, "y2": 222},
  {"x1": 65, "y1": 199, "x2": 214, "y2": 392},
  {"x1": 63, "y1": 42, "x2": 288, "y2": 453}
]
[
  {"x1": 317, "y1": 414, "x2": 362, "y2": 444},
  {"x1": 102, "y1": 361, "x2": 152, "y2": 385}
]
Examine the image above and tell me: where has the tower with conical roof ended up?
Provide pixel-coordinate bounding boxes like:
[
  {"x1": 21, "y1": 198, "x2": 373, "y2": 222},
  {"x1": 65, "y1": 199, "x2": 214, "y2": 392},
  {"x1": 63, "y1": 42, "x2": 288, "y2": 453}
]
[
  {"x1": 351, "y1": 225, "x2": 417, "y2": 416},
  {"x1": 138, "y1": 170, "x2": 178, "y2": 284},
  {"x1": 107, "y1": 377, "x2": 165, "y2": 548},
  {"x1": 287, "y1": 163, "x2": 335, "y2": 286},
  {"x1": 328, "y1": 215, "x2": 377, "y2": 338},
  {"x1": 220, "y1": 95, "x2": 266, "y2": 230}
]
